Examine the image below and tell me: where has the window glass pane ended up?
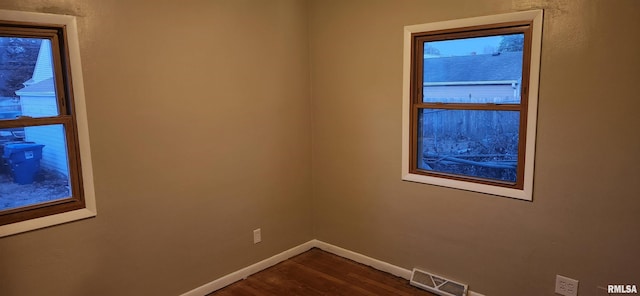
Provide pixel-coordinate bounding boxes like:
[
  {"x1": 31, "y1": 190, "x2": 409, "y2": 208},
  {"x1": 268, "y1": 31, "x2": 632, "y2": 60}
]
[
  {"x1": 423, "y1": 34, "x2": 523, "y2": 104},
  {"x1": 0, "y1": 37, "x2": 59, "y2": 119},
  {"x1": 0, "y1": 124, "x2": 71, "y2": 211},
  {"x1": 416, "y1": 109, "x2": 519, "y2": 183}
]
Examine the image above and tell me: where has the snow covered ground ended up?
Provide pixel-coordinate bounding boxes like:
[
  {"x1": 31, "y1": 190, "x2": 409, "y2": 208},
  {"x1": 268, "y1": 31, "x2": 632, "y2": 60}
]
[{"x1": 0, "y1": 169, "x2": 70, "y2": 211}]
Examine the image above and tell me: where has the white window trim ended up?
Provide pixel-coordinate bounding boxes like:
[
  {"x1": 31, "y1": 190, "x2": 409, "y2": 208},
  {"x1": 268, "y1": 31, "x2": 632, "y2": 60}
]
[
  {"x1": 0, "y1": 9, "x2": 96, "y2": 237},
  {"x1": 401, "y1": 10, "x2": 543, "y2": 201}
]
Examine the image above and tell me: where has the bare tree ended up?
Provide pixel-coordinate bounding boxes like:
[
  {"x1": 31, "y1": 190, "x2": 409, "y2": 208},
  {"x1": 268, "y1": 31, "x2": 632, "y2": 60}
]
[
  {"x1": 498, "y1": 35, "x2": 524, "y2": 52},
  {"x1": 0, "y1": 37, "x2": 42, "y2": 97}
]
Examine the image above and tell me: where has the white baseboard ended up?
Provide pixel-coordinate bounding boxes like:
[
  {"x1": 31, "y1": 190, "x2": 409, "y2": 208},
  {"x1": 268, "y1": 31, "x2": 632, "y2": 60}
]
[
  {"x1": 313, "y1": 240, "x2": 485, "y2": 296},
  {"x1": 179, "y1": 240, "x2": 315, "y2": 296},
  {"x1": 180, "y1": 239, "x2": 486, "y2": 296},
  {"x1": 312, "y1": 239, "x2": 413, "y2": 279}
]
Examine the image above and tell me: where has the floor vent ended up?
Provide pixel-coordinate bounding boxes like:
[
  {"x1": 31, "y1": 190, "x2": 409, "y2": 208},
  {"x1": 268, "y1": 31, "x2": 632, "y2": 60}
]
[{"x1": 410, "y1": 268, "x2": 468, "y2": 296}]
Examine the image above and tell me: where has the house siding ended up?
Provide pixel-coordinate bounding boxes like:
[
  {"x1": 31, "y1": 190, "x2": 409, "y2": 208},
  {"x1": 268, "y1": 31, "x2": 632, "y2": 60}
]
[
  {"x1": 29, "y1": 39, "x2": 53, "y2": 85},
  {"x1": 20, "y1": 95, "x2": 68, "y2": 177},
  {"x1": 19, "y1": 95, "x2": 57, "y2": 116},
  {"x1": 23, "y1": 123, "x2": 69, "y2": 177},
  {"x1": 423, "y1": 84, "x2": 517, "y2": 102},
  {"x1": 14, "y1": 38, "x2": 68, "y2": 177}
]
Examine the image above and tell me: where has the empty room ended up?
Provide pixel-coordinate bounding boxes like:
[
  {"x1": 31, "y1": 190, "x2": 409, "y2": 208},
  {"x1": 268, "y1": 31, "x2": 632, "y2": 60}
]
[{"x1": 0, "y1": 1, "x2": 638, "y2": 295}]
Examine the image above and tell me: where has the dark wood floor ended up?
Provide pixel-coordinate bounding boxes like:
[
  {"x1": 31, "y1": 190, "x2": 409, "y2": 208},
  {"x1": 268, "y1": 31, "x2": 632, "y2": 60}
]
[{"x1": 209, "y1": 248, "x2": 436, "y2": 296}]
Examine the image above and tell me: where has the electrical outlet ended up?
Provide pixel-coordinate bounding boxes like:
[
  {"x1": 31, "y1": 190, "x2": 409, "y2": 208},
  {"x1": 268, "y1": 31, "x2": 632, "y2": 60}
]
[
  {"x1": 556, "y1": 275, "x2": 579, "y2": 296},
  {"x1": 253, "y1": 228, "x2": 261, "y2": 244}
]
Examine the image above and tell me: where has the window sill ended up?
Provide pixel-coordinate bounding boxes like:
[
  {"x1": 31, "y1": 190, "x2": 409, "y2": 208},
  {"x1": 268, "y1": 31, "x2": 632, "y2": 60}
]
[
  {"x1": 0, "y1": 207, "x2": 96, "y2": 237},
  {"x1": 402, "y1": 172, "x2": 533, "y2": 201}
]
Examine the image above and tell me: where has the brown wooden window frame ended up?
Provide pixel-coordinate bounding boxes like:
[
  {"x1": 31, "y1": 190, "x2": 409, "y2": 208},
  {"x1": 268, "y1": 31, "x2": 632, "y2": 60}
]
[
  {"x1": 401, "y1": 10, "x2": 543, "y2": 201},
  {"x1": 409, "y1": 23, "x2": 533, "y2": 189},
  {"x1": 0, "y1": 21, "x2": 85, "y2": 226}
]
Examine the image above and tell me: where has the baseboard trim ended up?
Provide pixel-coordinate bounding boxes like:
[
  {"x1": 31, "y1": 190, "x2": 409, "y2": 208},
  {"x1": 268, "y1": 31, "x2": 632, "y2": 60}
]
[
  {"x1": 180, "y1": 239, "x2": 486, "y2": 296},
  {"x1": 179, "y1": 240, "x2": 315, "y2": 296},
  {"x1": 312, "y1": 239, "x2": 412, "y2": 280},
  {"x1": 313, "y1": 240, "x2": 485, "y2": 296}
]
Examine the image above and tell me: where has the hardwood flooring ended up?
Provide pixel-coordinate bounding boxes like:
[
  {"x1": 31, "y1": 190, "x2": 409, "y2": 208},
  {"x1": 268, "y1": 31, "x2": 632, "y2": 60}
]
[{"x1": 209, "y1": 248, "x2": 436, "y2": 296}]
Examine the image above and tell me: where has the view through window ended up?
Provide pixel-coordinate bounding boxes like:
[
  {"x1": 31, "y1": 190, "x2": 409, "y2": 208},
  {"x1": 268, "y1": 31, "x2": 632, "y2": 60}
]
[
  {"x1": 0, "y1": 38, "x2": 73, "y2": 211},
  {"x1": 402, "y1": 10, "x2": 543, "y2": 200},
  {"x1": 0, "y1": 10, "x2": 95, "y2": 237},
  {"x1": 0, "y1": 23, "x2": 85, "y2": 226},
  {"x1": 417, "y1": 34, "x2": 525, "y2": 184}
]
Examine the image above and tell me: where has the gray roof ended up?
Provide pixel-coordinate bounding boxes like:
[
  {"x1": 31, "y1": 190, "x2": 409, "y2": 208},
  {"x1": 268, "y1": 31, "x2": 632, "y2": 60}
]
[
  {"x1": 15, "y1": 77, "x2": 55, "y2": 95},
  {"x1": 424, "y1": 51, "x2": 523, "y2": 83}
]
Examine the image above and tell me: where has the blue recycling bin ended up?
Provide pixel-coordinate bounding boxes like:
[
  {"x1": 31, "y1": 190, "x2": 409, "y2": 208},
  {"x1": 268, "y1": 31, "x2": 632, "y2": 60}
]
[
  {"x1": 0, "y1": 140, "x2": 24, "y2": 175},
  {"x1": 2, "y1": 143, "x2": 45, "y2": 184}
]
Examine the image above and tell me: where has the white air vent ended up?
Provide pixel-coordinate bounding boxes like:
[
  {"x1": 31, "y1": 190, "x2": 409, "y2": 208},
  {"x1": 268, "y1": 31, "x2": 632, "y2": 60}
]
[{"x1": 410, "y1": 268, "x2": 468, "y2": 296}]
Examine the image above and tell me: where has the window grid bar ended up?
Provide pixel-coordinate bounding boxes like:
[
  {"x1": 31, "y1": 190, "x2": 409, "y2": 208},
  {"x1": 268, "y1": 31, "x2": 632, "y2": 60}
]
[{"x1": 415, "y1": 103, "x2": 522, "y2": 111}]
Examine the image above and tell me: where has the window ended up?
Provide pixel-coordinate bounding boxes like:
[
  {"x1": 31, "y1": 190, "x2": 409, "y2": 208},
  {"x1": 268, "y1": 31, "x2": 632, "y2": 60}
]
[
  {"x1": 402, "y1": 10, "x2": 543, "y2": 200},
  {"x1": 0, "y1": 10, "x2": 95, "y2": 236}
]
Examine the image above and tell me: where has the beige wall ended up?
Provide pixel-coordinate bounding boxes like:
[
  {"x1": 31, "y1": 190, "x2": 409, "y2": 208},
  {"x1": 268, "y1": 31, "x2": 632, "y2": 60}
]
[
  {"x1": 0, "y1": 1, "x2": 312, "y2": 295},
  {"x1": 309, "y1": 0, "x2": 640, "y2": 295},
  {"x1": 1, "y1": 0, "x2": 639, "y2": 295}
]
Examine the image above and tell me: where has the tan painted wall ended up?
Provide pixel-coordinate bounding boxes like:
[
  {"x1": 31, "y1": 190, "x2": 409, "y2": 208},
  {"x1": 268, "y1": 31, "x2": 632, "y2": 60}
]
[
  {"x1": 309, "y1": 0, "x2": 640, "y2": 295},
  {"x1": 1, "y1": 0, "x2": 639, "y2": 295},
  {"x1": 0, "y1": 1, "x2": 312, "y2": 295}
]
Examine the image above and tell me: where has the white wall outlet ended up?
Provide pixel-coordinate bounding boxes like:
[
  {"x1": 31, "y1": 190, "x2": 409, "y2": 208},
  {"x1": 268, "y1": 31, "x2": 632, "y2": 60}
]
[
  {"x1": 253, "y1": 228, "x2": 261, "y2": 244},
  {"x1": 556, "y1": 275, "x2": 579, "y2": 296}
]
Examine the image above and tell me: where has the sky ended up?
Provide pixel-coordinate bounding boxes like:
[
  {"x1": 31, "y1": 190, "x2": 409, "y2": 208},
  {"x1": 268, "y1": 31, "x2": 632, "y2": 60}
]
[{"x1": 425, "y1": 35, "x2": 503, "y2": 58}]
